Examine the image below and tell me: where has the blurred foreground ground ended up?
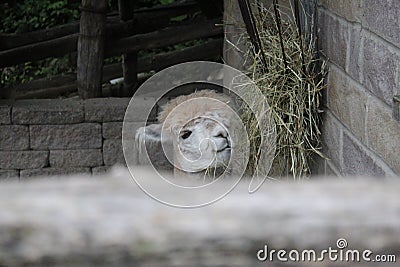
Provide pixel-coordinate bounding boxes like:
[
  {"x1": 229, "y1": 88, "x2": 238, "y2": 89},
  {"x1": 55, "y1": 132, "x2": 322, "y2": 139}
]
[{"x1": 0, "y1": 167, "x2": 399, "y2": 266}]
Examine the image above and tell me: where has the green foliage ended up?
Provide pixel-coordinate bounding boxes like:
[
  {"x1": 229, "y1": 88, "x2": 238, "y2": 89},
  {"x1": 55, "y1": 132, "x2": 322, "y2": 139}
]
[
  {"x1": 1, "y1": 56, "x2": 74, "y2": 87},
  {"x1": 160, "y1": 0, "x2": 175, "y2": 4},
  {"x1": 108, "y1": 0, "x2": 178, "y2": 10},
  {"x1": 0, "y1": 0, "x2": 79, "y2": 33},
  {"x1": 1, "y1": 0, "x2": 79, "y2": 87},
  {"x1": 104, "y1": 56, "x2": 122, "y2": 65},
  {"x1": 0, "y1": 0, "x2": 185, "y2": 88},
  {"x1": 138, "y1": 39, "x2": 208, "y2": 58},
  {"x1": 170, "y1": 14, "x2": 188, "y2": 22}
]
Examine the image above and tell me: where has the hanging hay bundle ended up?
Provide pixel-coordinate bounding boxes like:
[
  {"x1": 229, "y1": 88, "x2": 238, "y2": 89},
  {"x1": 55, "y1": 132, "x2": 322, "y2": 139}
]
[{"x1": 239, "y1": 3, "x2": 328, "y2": 179}]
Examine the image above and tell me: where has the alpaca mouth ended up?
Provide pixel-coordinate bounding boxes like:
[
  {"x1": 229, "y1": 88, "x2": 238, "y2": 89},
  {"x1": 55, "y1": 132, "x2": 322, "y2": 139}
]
[{"x1": 217, "y1": 145, "x2": 231, "y2": 153}]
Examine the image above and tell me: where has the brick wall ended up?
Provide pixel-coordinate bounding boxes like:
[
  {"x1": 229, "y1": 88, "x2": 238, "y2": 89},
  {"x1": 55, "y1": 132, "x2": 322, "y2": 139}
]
[
  {"x1": 318, "y1": 0, "x2": 400, "y2": 177},
  {"x1": 0, "y1": 98, "x2": 157, "y2": 180}
]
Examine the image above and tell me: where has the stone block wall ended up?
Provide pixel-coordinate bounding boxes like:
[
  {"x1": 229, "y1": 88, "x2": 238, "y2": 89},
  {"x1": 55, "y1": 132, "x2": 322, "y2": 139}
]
[
  {"x1": 0, "y1": 98, "x2": 157, "y2": 180},
  {"x1": 318, "y1": 0, "x2": 400, "y2": 177}
]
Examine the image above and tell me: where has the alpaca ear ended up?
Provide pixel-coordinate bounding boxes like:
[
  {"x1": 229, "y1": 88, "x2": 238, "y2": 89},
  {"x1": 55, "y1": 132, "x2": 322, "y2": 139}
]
[
  {"x1": 135, "y1": 123, "x2": 174, "y2": 167},
  {"x1": 135, "y1": 124, "x2": 173, "y2": 145},
  {"x1": 136, "y1": 124, "x2": 162, "y2": 144}
]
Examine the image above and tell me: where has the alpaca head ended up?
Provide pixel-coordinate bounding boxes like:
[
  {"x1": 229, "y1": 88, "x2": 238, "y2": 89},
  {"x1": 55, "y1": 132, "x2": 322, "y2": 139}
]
[{"x1": 136, "y1": 90, "x2": 236, "y2": 175}]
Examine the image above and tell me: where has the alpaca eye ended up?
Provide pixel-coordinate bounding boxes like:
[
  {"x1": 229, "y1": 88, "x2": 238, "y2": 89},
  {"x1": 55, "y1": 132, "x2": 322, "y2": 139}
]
[{"x1": 180, "y1": 130, "x2": 192, "y2": 140}]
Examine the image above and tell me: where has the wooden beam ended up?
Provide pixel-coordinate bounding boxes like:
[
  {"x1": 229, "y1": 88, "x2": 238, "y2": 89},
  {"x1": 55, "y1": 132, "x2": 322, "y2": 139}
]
[
  {"x1": 11, "y1": 74, "x2": 76, "y2": 95},
  {"x1": 0, "y1": 1, "x2": 199, "y2": 51},
  {"x1": 135, "y1": 37, "x2": 223, "y2": 73},
  {"x1": 103, "y1": 38, "x2": 223, "y2": 80},
  {"x1": 77, "y1": 0, "x2": 108, "y2": 99},
  {"x1": 0, "y1": 18, "x2": 221, "y2": 69},
  {"x1": 195, "y1": 0, "x2": 223, "y2": 18},
  {"x1": 16, "y1": 84, "x2": 78, "y2": 99},
  {"x1": 0, "y1": 34, "x2": 79, "y2": 68},
  {"x1": 12, "y1": 39, "x2": 223, "y2": 99},
  {"x1": 118, "y1": 0, "x2": 138, "y2": 96},
  {"x1": 0, "y1": 23, "x2": 79, "y2": 51},
  {"x1": 105, "y1": 18, "x2": 223, "y2": 57}
]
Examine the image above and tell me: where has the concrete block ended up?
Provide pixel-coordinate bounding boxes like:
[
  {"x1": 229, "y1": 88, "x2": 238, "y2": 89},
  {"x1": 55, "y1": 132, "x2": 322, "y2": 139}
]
[
  {"x1": 319, "y1": 0, "x2": 363, "y2": 22},
  {"x1": 394, "y1": 95, "x2": 400, "y2": 122},
  {"x1": 122, "y1": 122, "x2": 147, "y2": 141},
  {"x1": 12, "y1": 99, "x2": 84, "y2": 125},
  {"x1": 223, "y1": 0, "x2": 248, "y2": 71},
  {"x1": 20, "y1": 168, "x2": 91, "y2": 178},
  {"x1": 321, "y1": 112, "x2": 342, "y2": 169},
  {"x1": 30, "y1": 123, "x2": 102, "y2": 150},
  {"x1": 0, "y1": 125, "x2": 29, "y2": 150},
  {"x1": 50, "y1": 149, "x2": 103, "y2": 168},
  {"x1": 92, "y1": 166, "x2": 111, "y2": 176},
  {"x1": 103, "y1": 139, "x2": 126, "y2": 166},
  {"x1": 123, "y1": 97, "x2": 158, "y2": 123},
  {"x1": 138, "y1": 140, "x2": 173, "y2": 171},
  {"x1": 363, "y1": 0, "x2": 400, "y2": 47},
  {"x1": 325, "y1": 160, "x2": 340, "y2": 176},
  {"x1": 102, "y1": 122, "x2": 123, "y2": 139},
  {"x1": 342, "y1": 132, "x2": 385, "y2": 177},
  {"x1": 85, "y1": 98, "x2": 130, "y2": 122},
  {"x1": 327, "y1": 66, "x2": 367, "y2": 142},
  {"x1": 367, "y1": 98, "x2": 400, "y2": 174},
  {"x1": 0, "y1": 104, "x2": 11, "y2": 125},
  {"x1": 347, "y1": 24, "x2": 362, "y2": 82},
  {"x1": 309, "y1": 154, "x2": 326, "y2": 177},
  {"x1": 0, "y1": 151, "x2": 48, "y2": 169},
  {"x1": 362, "y1": 37, "x2": 398, "y2": 106},
  {"x1": 311, "y1": 158, "x2": 340, "y2": 177},
  {"x1": 103, "y1": 122, "x2": 145, "y2": 142},
  {"x1": 0, "y1": 170, "x2": 19, "y2": 180},
  {"x1": 318, "y1": 10, "x2": 349, "y2": 69}
]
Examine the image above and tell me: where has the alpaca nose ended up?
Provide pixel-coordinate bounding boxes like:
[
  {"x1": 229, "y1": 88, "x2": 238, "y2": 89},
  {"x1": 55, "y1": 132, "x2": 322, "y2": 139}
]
[{"x1": 213, "y1": 127, "x2": 228, "y2": 139}]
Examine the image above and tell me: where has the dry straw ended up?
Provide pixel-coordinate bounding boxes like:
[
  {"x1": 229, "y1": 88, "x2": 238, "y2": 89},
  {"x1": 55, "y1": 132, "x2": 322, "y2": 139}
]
[{"x1": 239, "y1": 3, "x2": 328, "y2": 179}]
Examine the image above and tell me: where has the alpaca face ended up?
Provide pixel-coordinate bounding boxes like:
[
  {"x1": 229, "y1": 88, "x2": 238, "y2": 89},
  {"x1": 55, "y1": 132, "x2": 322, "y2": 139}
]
[
  {"x1": 173, "y1": 116, "x2": 232, "y2": 172},
  {"x1": 136, "y1": 90, "x2": 236, "y2": 175}
]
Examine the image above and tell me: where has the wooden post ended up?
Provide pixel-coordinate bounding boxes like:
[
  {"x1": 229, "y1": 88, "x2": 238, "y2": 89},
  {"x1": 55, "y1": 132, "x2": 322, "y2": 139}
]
[
  {"x1": 77, "y1": 0, "x2": 107, "y2": 99},
  {"x1": 118, "y1": 0, "x2": 138, "y2": 97}
]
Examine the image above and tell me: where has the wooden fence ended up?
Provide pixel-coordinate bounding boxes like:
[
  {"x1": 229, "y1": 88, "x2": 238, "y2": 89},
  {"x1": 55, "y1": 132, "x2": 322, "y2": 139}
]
[{"x1": 0, "y1": 0, "x2": 224, "y2": 99}]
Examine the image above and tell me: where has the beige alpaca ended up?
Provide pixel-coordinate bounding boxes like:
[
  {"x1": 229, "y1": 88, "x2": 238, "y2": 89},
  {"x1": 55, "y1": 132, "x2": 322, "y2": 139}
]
[{"x1": 136, "y1": 90, "x2": 240, "y2": 177}]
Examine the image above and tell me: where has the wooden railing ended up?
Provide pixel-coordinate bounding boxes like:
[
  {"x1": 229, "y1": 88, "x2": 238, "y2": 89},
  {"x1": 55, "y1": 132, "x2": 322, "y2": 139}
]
[{"x1": 0, "y1": 0, "x2": 223, "y2": 99}]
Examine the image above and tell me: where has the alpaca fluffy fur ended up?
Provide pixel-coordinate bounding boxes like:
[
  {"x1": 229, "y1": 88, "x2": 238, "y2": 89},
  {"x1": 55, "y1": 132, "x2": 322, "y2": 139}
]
[{"x1": 157, "y1": 90, "x2": 235, "y2": 132}]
